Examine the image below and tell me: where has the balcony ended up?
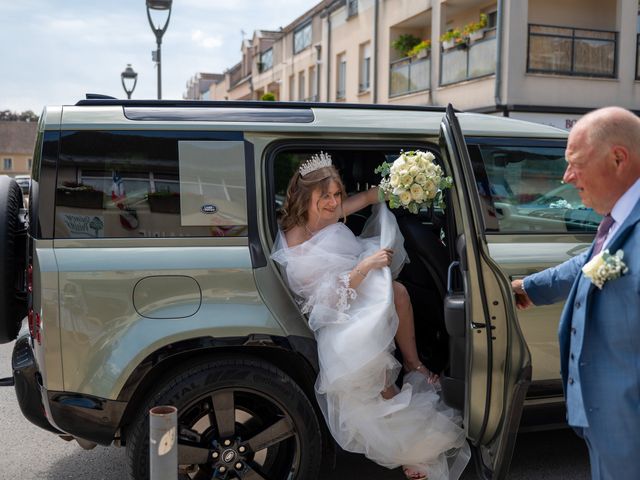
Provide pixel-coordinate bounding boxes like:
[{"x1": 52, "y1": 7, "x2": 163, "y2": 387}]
[
  {"x1": 440, "y1": 29, "x2": 496, "y2": 86},
  {"x1": 389, "y1": 56, "x2": 430, "y2": 97},
  {"x1": 527, "y1": 24, "x2": 617, "y2": 78}
]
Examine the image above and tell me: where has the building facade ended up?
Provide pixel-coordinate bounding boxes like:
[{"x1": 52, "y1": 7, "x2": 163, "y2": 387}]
[
  {"x1": 183, "y1": 73, "x2": 224, "y2": 100},
  {"x1": 0, "y1": 121, "x2": 37, "y2": 177},
  {"x1": 207, "y1": 0, "x2": 640, "y2": 128}
]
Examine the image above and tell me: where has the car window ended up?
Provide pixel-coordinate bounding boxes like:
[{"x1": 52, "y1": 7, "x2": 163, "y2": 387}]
[
  {"x1": 468, "y1": 143, "x2": 601, "y2": 233},
  {"x1": 55, "y1": 130, "x2": 247, "y2": 238},
  {"x1": 270, "y1": 145, "x2": 444, "y2": 237}
]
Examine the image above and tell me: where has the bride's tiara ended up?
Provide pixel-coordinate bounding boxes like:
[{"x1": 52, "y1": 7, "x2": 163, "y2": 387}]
[{"x1": 299, "y1": 151, "x2": 332, "y2": 177}]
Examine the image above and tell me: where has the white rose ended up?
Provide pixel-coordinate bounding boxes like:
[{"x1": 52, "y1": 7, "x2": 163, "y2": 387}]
[
  {"x1": 423, "y1": 151, "x2": 435, "y2": 161},
  {"x1": 415, "y1": 173, "x2": 427, "y2": 185},
  {"x1": 400, "y1": 174, "x2": 413, "y2": 187},
  {"x1": 399, "y1": 190, "x2": 412, "y2": 205},
  {"x1": 393, "y1": 156, "x2": 406, "y2": 169},
  {"x1": 582, "y1": 252, "x2": 605, "y2": 279},
  {"x1": 410, "y1": 183, "x2": 424, "y2": 202},
  {"x1": 424, "y1": 179, "x2": 435, "y2": 192},
  {"x1": 409, "y1": 165, "x2": 421, "y2": 176}
]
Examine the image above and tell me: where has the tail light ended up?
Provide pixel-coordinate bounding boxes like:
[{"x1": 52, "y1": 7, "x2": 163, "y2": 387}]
[
  {"x1": 27, "y1": 263, "x2": 34, "y2": 339},
  {"x1": 26, "y1": 263, "x2": 41, "y2": 345}
]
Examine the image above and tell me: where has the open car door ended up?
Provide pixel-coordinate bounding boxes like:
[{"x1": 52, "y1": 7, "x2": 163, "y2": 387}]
[{"x1": 439, "y1": 105, "x2": 532, "y2": 479}]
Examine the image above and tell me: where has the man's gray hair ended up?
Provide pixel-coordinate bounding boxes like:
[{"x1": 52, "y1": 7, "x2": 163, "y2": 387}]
[{"x1": 577, "y1": 106, "x2": 640, "y2": 155}]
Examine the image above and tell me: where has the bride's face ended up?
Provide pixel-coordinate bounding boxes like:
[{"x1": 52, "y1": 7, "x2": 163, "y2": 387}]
[{"x1": 309, "y1": 180, "x2": 342, "y2": 224}]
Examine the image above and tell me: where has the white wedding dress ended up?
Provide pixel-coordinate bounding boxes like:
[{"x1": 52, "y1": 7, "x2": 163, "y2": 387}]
[{"x1": 271, "y1": 204, "x2": 470, "y2": 478}]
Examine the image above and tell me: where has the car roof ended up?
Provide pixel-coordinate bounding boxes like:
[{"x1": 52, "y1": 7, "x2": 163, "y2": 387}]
[{"x1": 44, "y1": 100, "x2": 568, "y2": 139}]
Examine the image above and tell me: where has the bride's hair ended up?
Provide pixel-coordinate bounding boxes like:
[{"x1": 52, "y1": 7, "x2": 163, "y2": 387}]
[{"x1": 280, "y1": 164, "x2": 346, "y2": 232}]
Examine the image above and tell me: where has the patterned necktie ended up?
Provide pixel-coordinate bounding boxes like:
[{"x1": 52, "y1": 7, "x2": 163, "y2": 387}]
[{"x1": 590, "y1": 214, "x2": 615, "y2": 259}]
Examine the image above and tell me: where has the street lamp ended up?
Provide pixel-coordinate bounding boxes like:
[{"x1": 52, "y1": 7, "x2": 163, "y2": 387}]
[
  {"x1": 146, "y1": 0, "x2": 173, "y2": 99},
  {"x1": 121, "y1": 64, "x2": 138, "y2": 99}
]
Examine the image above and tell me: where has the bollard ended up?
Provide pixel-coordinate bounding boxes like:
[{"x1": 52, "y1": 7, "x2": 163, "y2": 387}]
[{"x1": 149, "y1": 405, "x2": 178, "y2": 480}]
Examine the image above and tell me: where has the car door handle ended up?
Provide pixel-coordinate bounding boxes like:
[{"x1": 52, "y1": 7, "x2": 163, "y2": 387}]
[
  {"x1": 471, "y1": 321, "x2": 496, "y2": 330},
  {"x1": 447, "y1": 261, "x2": 460, "y2": 295}
]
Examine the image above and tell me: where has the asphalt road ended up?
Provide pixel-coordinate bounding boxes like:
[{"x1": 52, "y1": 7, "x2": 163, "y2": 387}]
[{"x1": 0, "y1": 341, "x2": 590, "y2": 479}]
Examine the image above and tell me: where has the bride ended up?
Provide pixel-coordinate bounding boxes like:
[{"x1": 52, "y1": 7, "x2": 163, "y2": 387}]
[{"x1": 271, "y1": 152, "x2": 470, "y2": 480}]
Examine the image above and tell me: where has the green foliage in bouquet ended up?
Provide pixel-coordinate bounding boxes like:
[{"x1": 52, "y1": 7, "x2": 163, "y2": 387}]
[{"x1": 375, "y1": 150, "x2": 453, "y2": 214}]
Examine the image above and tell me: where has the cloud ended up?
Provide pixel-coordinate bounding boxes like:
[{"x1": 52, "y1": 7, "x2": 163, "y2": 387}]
[
  {"x1": 0, "y1": 0, "x2": 320, "y2": 111},
  {"x1": 191, "y1": 30, "x2": 223, "y2": 49}
]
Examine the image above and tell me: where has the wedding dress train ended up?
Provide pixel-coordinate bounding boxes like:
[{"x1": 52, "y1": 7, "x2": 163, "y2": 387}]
[{"x1": 271, "y1": 204, "x2": 470, "y2": 479}]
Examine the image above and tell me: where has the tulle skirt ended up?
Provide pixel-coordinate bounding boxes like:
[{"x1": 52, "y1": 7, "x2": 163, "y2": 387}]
[{"x1": 272, "y1": 204, "x2": 470, "y2": 478}]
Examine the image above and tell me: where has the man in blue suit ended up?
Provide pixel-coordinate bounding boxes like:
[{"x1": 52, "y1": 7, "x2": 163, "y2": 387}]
[{"x1": 512, "y1": 106, "x2": 640, "y2": 479}]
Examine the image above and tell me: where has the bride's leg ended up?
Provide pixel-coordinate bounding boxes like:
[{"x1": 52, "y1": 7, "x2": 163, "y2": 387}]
[
  {"x1": 392, "y1": 281, "x2": 438, "y2": 383},
  {"x1": 393, "y1": 281, "x2": 420, "y2": 369}
]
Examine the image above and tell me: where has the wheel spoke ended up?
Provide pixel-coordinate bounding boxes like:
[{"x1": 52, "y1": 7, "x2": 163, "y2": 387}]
[
  {"x1": 243, "y1": 462, "x2": 271, "y2": 480},
  {"x1": 178, "y1": 440, "x2": 210, "y2": 465},
  {"x1": 211, "y1": 390, "x2": 235, "y2": 438},
  {"x1": 245, "y1": 417, "x2": 295, "y2": 452}
]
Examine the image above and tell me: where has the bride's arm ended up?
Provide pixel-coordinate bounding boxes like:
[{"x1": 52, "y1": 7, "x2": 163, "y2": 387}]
[
  {"x1": 342, "y1": 186, "x2": 380, "y2": 217},
  {"x1": 347, "y1": 248, "x2": 392, "y2": 289}
]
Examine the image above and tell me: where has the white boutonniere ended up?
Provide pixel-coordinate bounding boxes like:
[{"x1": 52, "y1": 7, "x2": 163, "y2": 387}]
[{"x1": 582, "y1": 249, "x2": 629, "y2": 289}]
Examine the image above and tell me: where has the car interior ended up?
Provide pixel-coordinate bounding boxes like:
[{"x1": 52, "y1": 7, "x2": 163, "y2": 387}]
[{"x1": 267, "y1": 143, "x2": 464, "y2": 398}]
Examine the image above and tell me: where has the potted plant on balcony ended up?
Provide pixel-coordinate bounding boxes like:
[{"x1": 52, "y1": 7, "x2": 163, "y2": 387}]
[
  {"x1": 391, "y1": 33, "x2": 422, "y2": 58},
  {"x1": 440, "y1": 29, "x2": 463, "y2": 50},
  {"x1": 57, "y1": 182, "x2": 104, "y2": 209},
  {"x1": 407, "y1": 39, "x2": 431, "y2": 59},
  {"x1": 146, "y1": 190, "x2": 181, "y2": 214},
  {"x1": 464, "y1": 13, "x2": 488, "y2": 43}
]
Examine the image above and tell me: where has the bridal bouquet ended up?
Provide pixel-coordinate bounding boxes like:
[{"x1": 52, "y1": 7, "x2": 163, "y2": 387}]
[{"x1": 375, "y1": 150, "x2": 453, "y2": 214}]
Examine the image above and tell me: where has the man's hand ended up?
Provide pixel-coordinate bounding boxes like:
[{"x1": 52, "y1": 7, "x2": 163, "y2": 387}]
[{"x1": 511, "y1": 279, "x2": 534, "y2": 310}]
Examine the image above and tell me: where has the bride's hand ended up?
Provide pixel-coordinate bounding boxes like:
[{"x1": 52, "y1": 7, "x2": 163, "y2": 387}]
[{"x1": 362, "y1": 248, "x2": 394, "y2": 271}]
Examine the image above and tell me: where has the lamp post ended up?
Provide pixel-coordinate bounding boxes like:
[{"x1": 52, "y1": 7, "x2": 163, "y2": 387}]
[
  {"x1": 146, "y1": 0, "x2": 173, "y2": 100},
  {"x1": 121, "y1": 64, "x2": 138, "y2": 99}
]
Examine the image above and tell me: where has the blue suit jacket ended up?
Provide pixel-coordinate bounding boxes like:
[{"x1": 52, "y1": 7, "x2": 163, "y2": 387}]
[{"x1": 524, "y1": 198, "x2": 640, "y2": 474}]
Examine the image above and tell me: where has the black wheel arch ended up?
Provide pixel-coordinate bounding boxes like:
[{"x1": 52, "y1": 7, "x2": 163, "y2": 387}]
[
  {"x1": 116, "y1": 334, "x2": 335, "y2": 467},
  {"x1": 117, "y1": 334, "x2": 337, "y2": 474}
]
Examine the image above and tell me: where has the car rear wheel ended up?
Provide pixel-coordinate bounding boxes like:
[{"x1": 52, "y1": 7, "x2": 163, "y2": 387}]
[
  {"x1": 0, "y1": 176, "x2": 27, "y2": 343},
  {"x1": 126, "y1": 357, "x2": 322, "y2": 480}
]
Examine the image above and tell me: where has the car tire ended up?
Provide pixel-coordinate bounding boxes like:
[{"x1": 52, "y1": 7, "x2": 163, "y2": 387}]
[
  {"x1": 126, "y1": 357, "x2": 322, "y2": 480},
  {"x1": 0, "y1": 176, "x2": 26, "y2": 343}
]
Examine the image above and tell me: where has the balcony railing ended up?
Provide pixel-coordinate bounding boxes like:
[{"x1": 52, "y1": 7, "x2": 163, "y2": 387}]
[
  {"x1": 527, "y1": 24, "x2": 617, "y2": 78},
  {"x1": 440, "y1": 29, "x2": 496, "y2": 86},
  {"x1": 636, "y1": 33, "x2": 640, "y2": 80},
  {"x1": 389, "y1": 56, "x2": 430, "y2": 97}
]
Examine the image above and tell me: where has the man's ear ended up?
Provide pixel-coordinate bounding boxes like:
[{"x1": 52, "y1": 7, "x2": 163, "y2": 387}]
[{"x1": 611, "y1": 145, "x2": 629, "y2": 169}]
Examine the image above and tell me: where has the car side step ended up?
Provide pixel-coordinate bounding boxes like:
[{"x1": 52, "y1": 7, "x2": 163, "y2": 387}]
[{"x1": 0, "y1": 376, "x2": 15, "y2": 386}]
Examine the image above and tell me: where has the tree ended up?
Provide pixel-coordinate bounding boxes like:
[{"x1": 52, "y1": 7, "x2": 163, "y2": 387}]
[{"x1": 0, "y1": 110, "x2": 39, "y2": 122}]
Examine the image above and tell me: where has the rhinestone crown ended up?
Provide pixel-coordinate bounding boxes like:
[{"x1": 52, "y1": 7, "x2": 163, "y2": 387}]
[{"x1": 299, "y1": 151, "x2": 332, "y2": 177}]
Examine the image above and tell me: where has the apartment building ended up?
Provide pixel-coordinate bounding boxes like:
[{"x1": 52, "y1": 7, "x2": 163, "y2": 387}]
[
  {"x1": 0, "y1": 121, "x2": 37, "y2": 177},
  {"x1": 183, "y1": 73, "x2": 224, "y2": 100},
  {"x1": 208, "y1": 0, "x2": 640, "y2": 129}
]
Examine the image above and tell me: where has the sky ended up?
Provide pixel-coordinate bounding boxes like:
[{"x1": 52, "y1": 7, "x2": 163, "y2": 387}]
[{"x1": 0, "y1": 0, "x2": 319, "y2": 113}]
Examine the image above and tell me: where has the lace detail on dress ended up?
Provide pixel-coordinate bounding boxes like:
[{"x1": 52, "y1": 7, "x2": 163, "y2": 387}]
[{"x1": 336, "y1": 273, "x2": 357, "y2": 312}]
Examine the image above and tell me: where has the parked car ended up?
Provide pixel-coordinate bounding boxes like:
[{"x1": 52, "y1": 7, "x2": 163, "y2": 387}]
[
  {"x1": 495, "y1": 183, "x2": 602, "y2": 232},
  {"x1": 0, "y1": 99, "x2": 589, "y2": 480},
  {"x1": 14, "y1": 174, "x2": 30, "y2": 195}
]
